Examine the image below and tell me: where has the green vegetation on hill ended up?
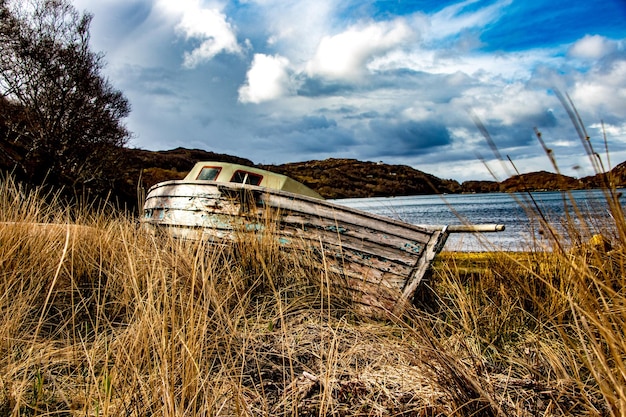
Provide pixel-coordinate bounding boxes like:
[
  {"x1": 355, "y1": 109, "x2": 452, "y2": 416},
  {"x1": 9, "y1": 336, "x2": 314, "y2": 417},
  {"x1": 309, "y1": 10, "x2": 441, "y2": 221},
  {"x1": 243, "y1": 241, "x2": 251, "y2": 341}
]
[
  {"x1": 499, "y1": 170, "x2": 584, "y2": 191},
  {"x1": 2, "y1": 143, "x2": 625, "y2": 207},
  {"x1": 116, "y1": 150, "x2": 626, "y2": 202},
  {"x1": 261, "y1": 158, "x2": 462, "y2": 199},
  {"x1": 266, "y1": 159, "x2": 626, "y2": 198}
]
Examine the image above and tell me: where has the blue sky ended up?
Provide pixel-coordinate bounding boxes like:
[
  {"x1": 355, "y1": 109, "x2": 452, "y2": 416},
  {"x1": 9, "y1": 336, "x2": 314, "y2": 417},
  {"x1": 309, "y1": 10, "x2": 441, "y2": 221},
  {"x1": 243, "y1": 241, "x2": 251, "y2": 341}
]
[{"x1": 72, "y1": 0, "x2": 626, "y2": 181}]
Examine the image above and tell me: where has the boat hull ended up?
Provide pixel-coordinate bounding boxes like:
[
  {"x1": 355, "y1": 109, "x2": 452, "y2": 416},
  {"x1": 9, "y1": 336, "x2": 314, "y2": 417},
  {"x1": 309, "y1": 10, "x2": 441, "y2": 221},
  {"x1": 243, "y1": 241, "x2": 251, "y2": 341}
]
[{"x1": 141, "y1": 180, "x2": 448, "y2": 316}]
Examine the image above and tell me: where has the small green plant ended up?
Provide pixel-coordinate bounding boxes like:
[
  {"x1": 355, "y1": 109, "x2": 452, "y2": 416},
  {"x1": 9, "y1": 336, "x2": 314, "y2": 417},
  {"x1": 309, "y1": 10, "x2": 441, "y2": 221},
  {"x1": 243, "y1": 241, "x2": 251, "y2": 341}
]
[{"x1": 31, "y1": 370, "x2": 44, "y2": 408}]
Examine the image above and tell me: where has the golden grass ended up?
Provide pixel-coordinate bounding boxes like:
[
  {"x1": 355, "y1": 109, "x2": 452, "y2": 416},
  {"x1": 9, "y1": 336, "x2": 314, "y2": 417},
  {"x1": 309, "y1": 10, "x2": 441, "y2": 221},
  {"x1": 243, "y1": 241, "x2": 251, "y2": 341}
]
[{"x1": 1, "y1": 171, "x2": 625, "y2": 416}]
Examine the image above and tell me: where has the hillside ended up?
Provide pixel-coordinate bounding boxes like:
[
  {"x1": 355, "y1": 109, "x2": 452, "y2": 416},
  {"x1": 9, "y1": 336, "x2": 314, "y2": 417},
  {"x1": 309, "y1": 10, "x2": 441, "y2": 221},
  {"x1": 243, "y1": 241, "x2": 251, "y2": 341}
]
[
  {"x1": 112, "y1": 150, "x2": 464, "y2": 199},
  {"x1": 260, "y1": 158, "x2": 462, "y2": 199},
  {"x1": 265, "y1": 165, "x2": 625, "y2": 197},
  {"x1": 2, "y1": 144, "x2": 626, "y2": 205},
  {"x1": 123, "y1": 149, "x2": 626, "y2": 200},
  {"x1": 498, "y1": 171, "x2": 583, "y2": 191}
]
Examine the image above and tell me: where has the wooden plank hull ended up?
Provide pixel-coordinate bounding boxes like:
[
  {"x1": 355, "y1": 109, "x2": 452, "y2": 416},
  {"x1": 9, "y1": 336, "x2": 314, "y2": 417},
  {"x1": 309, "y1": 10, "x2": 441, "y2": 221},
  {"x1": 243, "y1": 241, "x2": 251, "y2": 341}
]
[{"x1": 141, "y1": 180, "x2": 449, "y2": 316}]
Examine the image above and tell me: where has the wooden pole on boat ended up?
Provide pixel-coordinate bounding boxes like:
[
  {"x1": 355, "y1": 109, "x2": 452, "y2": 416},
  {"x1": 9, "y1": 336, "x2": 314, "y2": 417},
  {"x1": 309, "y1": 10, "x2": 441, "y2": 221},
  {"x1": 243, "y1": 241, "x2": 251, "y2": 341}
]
[{"x1": 422, "y1": 224, "x2": 505, "y2": 233}]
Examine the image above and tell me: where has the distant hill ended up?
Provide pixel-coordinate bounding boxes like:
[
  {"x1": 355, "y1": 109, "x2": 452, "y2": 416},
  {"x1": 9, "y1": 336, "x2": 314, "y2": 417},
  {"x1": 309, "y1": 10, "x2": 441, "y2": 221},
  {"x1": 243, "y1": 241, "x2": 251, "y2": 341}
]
[
  {"x1": 484, "y1": 168, "x2": 622, "y2": 193},
  {"x1": 122, "y1": 149, "x2": 626, "y2": 199},
  {"x1": 2, "y1": 144, "x2": 626, "y2": 207},
  {"x1": 261, "y1": 160, "x2": 626, "y2": 197},
  {"x1": 120, "y1": 152, "x2": 464, "y2": 199},
  {"x1": 499, "y1": 171, "x2": 583, "y2": 191},
  {"x1": 260, "y1": 158, "x2": 462, "y2": 199}
]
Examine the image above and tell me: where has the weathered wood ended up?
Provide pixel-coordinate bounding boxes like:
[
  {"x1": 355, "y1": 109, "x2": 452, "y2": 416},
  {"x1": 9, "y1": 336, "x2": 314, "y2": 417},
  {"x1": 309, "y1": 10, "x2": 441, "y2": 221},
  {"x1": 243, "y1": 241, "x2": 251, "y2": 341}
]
[{"x1": 142, "y1": 171, "x2": 504, "y2": 317}]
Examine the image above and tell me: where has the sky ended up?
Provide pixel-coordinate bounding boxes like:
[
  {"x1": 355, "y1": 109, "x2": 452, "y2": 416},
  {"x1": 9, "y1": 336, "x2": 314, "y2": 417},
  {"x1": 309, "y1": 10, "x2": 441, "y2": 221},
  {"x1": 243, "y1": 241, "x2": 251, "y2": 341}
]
[{"x1": 71, "y1": 0, "x2": 626, "y2": 182}]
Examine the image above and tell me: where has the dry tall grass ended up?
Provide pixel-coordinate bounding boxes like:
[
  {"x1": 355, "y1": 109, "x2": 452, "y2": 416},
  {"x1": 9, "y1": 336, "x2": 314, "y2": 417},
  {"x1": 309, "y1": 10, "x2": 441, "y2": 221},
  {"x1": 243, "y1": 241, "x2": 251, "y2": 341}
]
[{"x1": 1, "y1": 160, "x2": 625, "y2": 416}]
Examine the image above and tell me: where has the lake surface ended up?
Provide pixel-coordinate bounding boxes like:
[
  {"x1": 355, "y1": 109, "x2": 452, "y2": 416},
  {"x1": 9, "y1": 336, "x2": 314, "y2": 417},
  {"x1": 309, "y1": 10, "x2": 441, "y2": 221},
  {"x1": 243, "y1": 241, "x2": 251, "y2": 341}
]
[{"x1": 332, "y1": 189, "x2": 625, "y2": 251}]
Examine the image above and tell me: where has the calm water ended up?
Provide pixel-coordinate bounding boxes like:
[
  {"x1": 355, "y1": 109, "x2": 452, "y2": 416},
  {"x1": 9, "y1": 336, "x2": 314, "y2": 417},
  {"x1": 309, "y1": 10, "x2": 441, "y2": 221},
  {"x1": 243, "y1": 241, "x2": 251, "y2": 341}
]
[{"x1": 333, "y1": 189, "x2": 625, "y2": 251}]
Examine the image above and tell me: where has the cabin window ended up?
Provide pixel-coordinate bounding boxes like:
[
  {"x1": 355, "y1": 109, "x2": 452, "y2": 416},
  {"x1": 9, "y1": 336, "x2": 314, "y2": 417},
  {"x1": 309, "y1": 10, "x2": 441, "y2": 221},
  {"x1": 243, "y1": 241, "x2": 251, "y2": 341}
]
[
  {"x1": 197, "y1": 166, "x2": 222, "y2": 180},
  {"x1": 230, "y1": 170, "x2": 263, "y2": 185}
]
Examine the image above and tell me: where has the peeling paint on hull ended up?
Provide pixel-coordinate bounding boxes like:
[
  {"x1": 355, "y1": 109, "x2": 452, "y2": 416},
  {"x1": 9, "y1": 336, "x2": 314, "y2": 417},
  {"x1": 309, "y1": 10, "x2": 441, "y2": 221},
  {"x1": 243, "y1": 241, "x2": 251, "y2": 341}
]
[{"x1": 141, "y1": 180, "x2": 498, "y2": 317}]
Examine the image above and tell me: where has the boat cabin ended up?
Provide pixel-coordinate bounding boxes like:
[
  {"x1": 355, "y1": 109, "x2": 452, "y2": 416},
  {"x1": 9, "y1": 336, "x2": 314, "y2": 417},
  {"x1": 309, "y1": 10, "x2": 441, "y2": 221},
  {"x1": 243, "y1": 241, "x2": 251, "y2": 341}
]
[{"x1": 185, "y1": 161, "x2": 323, "y2": 199}]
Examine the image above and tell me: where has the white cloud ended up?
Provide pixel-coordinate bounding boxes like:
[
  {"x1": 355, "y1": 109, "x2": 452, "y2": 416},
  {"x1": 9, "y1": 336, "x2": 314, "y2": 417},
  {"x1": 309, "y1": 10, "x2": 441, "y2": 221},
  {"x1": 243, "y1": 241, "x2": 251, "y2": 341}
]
[
  {"x1": 467, "y1": 83, "x2": 553, "y2": 126},
  {"x1": 238, "y1": 54, "x2": 292, "y2": 103},
  {"x1": 306, "y1": 19, "x2": 414, "y2": 80},
  {"x1": 369, "y1": 48, "x2": 559, "y2": 81},
  {"x1": 157, "y1": 0, "x2": 243, "y2": 68},
  {"x1": 367, "y1": 1, "x2": 561, "y2": 82},
  {"x1": 426, "y1": 0, "x2": 512, "y2": 42},
  {"x1": 250, "y1": 0, "x2": 336, "y2": 60},
  {"x1": 591, "y1": 122, "x2": 626, "y2": 138},
  {"x1": 569, "y1": 35, "x2": 617, "y2": 59},
  {"x1": 571, "y1": 60, "x2": 626, "y2": 117}
]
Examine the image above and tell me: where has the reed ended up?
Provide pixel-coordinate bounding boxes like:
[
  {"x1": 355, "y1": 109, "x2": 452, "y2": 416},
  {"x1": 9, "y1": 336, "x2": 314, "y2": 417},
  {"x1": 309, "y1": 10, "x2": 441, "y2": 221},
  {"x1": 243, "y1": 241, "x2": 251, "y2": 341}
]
[{"x1": 1, "y1": 122, "x2": 625, "y2": 415}]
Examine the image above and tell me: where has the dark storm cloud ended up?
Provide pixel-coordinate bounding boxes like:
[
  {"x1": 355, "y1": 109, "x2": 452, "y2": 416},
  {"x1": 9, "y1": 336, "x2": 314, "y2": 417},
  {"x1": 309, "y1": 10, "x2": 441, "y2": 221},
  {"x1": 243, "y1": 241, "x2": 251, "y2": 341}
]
[
  {"x1": 249, "y1": 119, "x2": 357, "y2": 158},
  {"x1": 368, "y1": 119, "x2": 452, "y2": 157},
  {"x1": 481, "y1": 126, "x2": 535, "y2": 150},
  {"x1": 256, "y1": 115, "x2": 338, "y2": 137},
  {"x1": 286, "y1": 129, "x2": 357, "y2": 154},
  {"x1": 297, "y1": 77, "x2": 357, "y2": 97},
  {"x1": 480, "y1": 110, "x2": 558, "y2": 148}
]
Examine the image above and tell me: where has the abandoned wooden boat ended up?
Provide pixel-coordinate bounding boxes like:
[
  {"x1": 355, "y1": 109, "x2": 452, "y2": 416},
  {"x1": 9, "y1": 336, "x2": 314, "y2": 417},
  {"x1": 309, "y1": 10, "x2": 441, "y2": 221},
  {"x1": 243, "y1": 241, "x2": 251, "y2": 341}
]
[{"x1": 141, "y1": 161, "x2": 504, "y2": 315}]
